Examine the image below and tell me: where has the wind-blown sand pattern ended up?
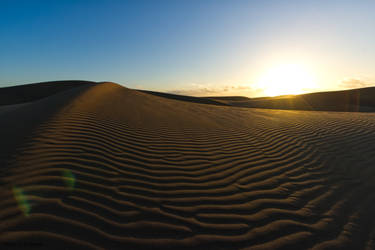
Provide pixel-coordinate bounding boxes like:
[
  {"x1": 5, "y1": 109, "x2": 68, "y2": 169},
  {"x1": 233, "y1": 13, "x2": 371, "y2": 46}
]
[{"x1": 1, "y1": 82, "x2": 375, "y2": 249}]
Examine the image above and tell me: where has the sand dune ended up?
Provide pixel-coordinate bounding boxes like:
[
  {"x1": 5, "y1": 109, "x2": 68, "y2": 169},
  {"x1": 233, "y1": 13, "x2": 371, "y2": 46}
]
[
  {"x1": 0, "y1": 80, "x2": 95, "y2": 105},
  {"x1": 1, "y1": 82, "x2": 375, "y2": 249},
  {"x1": 139, "y1": 90, "x2": 228, "y2": 106},
  {"x1": 206, "y1": 87, "x2": 375, "y2": 112}
]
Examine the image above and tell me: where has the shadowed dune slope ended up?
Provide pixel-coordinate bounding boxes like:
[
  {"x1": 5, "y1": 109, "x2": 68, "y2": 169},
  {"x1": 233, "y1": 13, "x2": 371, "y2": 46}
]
[
  {"x1": 0, "y1": 80, "x2": 96, "y2": 105},
  {"x1": 1, "y1": 82, "x2": 375, "y2": 249},
  {"x1": 205, "y1": 87, "x2": 375, "y2": 112},
  {"x1": 0, "y1": 82, "x2": 97, "y2": 169}
]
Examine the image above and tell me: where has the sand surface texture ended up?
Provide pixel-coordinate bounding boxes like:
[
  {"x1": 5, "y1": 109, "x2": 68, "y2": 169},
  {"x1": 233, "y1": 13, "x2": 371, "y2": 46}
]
[{"x1": 1, "y1": 82, "x2": 375, "y2": 249}]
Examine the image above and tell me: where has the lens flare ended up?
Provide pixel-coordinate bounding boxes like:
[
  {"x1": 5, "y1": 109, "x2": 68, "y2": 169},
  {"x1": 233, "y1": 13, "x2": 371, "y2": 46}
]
[
  {"x1": 13, "y1": 186, "x2": 30, "y2": 217},
  {"x1": 62, "y1": 170, "x2": 75, "y2": 190}
]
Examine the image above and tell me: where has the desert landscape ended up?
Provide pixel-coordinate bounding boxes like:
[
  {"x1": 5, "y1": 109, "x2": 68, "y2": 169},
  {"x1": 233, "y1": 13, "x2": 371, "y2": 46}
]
[{"x1": 1, "y1": 81, "x2": 375, "y2": 249}]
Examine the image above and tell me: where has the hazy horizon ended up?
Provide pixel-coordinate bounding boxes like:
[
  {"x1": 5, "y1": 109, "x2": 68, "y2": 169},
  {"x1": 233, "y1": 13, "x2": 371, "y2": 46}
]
[{"x1": 1, "y1": 0, "x2": 375, "y2": 97}]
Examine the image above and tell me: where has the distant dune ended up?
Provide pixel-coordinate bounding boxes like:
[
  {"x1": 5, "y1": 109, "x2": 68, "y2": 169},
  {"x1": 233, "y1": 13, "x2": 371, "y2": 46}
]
[
  {"x1": 1, "y1": 81, "x2": 375, "y2": 249},
  {"x1": 205, "y1": 87, "x2": 375, "y2": 112}
]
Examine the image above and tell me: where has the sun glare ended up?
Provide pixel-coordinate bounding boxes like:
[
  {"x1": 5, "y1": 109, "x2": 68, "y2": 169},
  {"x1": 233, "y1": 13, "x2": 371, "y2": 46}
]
[{"x1": 257, "y1": 64, "x2": 316, "y2": 97}]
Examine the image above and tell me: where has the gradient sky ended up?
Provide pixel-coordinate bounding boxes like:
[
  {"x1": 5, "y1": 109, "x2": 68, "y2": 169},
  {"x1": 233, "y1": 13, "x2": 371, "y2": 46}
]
[{"x1": 1, "y1": 0, "x2": 374, "y2": 97}]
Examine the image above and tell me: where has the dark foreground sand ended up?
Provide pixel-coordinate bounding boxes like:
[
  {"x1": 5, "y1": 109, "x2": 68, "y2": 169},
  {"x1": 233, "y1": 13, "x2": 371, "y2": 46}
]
[{"x1": 1, "y1": 82, "x2": 375, "y2": 249}]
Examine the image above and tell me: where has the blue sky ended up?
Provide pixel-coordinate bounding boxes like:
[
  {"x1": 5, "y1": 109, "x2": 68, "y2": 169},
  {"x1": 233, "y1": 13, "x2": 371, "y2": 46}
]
[{"x1": 1, "y1": 0, "x2": 375, "y2": 96}]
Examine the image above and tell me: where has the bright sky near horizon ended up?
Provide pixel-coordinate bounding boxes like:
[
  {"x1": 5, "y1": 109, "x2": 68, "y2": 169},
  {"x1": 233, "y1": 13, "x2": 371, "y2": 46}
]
[{"x1": 1, "y1": 0, "x2": 375, "y2": 97}]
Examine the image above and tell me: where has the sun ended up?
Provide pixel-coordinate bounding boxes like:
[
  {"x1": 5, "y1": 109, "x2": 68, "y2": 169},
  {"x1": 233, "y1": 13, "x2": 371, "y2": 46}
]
[{"x1": 257, "y1": 63, "x2": 316, "y2": 97}]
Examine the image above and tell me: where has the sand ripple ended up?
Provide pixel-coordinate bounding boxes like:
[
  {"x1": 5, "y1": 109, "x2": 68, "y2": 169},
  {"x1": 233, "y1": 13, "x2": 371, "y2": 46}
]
[{"x1": 1, "y1": 82, "x2": 375, "y2": 249}]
